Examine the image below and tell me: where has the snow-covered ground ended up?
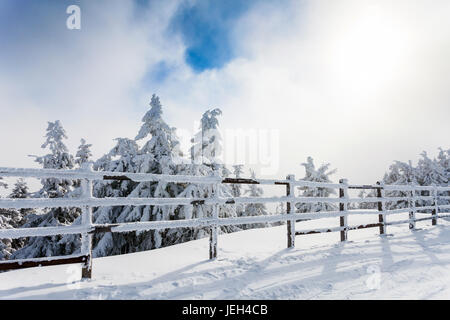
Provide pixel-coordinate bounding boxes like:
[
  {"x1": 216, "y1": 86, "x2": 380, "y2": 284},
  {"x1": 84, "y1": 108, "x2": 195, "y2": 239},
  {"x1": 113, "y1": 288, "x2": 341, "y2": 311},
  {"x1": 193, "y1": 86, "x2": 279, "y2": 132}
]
[{"x1": 1, "y1": 213, "x2": 450, "y2": 300}]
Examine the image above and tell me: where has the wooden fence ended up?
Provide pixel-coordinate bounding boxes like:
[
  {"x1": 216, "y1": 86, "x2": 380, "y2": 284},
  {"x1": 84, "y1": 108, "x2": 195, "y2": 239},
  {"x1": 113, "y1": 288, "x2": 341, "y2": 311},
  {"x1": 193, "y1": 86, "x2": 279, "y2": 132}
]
[{"x1": 0, "y1": 165, "x2": 449, "y2": 279}]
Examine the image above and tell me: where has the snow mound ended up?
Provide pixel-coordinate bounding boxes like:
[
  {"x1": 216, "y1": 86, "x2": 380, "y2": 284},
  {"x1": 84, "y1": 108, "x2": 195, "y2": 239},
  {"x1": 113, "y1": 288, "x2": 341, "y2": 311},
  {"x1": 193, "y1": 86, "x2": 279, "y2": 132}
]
[{"x1": 2, "y1": 214, "x2": 450, "y2": 299}]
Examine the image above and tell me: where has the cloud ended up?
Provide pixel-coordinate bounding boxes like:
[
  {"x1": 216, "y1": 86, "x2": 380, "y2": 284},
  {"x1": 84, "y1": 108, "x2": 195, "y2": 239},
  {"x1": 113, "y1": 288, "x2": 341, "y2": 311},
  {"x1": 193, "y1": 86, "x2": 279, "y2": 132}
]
[
  {"x1": 169, "y1": 0, "x2": 265, "y2": 71},
  {"x1": 154, "y1": 0, "x2": 450, "y2": 182},
  {"x1": 0, "y1": 0, "x2": 184, "y2": 167},
  {"x1": 0, "y1": 0, "x2": 449, "y2": 186}
]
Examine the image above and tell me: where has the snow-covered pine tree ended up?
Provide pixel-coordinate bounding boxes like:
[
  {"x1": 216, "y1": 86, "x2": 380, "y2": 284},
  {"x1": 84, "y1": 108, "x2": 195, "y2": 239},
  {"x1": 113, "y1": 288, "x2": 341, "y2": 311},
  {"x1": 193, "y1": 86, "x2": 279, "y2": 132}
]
[
  {"x1": 54, "y1": 139, "x2": 94, "y2": 255},
  {"x1": 0, "y1": 209, "x2": 16, "y2": 260},
  {"x1": 1, "y1": 181, "x2": 29, "y2": 260},
  {"x1": 201, "y1": 109, "x2": 236, "y2": 230},
  {"x1": 71, "y1": 138, "x2": 93, "y2": 192},
  {"x1": 175, "y1": 163, "x2": 215, "y2": 242},
  {"x1": 415, "y1": 151, "x2": 442, "y2": 208},
  {"x1": 75, "y1": 138, "x2": 92, "y2": 166},
  {"x1": 91, "y1": 138, "x2": 140, "y2": 257},
  {"x1": 12, "y1": 121, "x2": 78, "y2": 259},
  {"x1": 180, "y1": 108, "x2": 238, "y2": 234},
  {"x1": 91, "y1": 95, "x2": 186, "y2": 256},
  {"x1": 416, "y1": 149, "x2": 449, "y2": 208},
  {"x1": 357, "y1": 189, "x2": 377, "y2": 210},
  {"x1": 416, "y1": 151, "x2": 448, "y2": 188},
  {"x1": 435, "y1": 148, "x2": 450, "y2": 208},
  {"x1": 242, "y1": 169, "x2": 268, "y2": 229},
  {"x1": 0, "y1": 179, "x2": 32, "y2": 260},
  {"x1": 381, "y1": 160, "x2": 418, "y2": 210},
  {"x1": 275, "y1": 201, "x2": 286, "y2": 224},
  {"x1": 128, "y1": 94, "x2": 185, "y2": 250},
  {"x1": 0, "y1": 178, "x2": 6, "y2": 190},
  {"x1": 9, "y1": 178, "x2": 29, "y2": 199},
  {"x1": 2, "y1": 179, "x2": 34, "y2": 256},
  {"x1": 32, "y1": 121, "x2": 75, "y2": 198},
  {"x1": 231, "y1": 165, "x2": 245, "y2": 217},
  {"x1": 295, "y1": 157, "x2": 337, "y2": 213},
  {"x1": 231, "y1": 165, "x2": 244, "y2": 197},
  {"x1": 377, "y1": 149, "x2": 449, "y2": 210},
  {"x1": 191, "y1": 108, "x2": 223, "y2": 166},
  {"x1": 9, "y1": 178, "x2": 33, "y2": 216},
  {"x1": 436, "y1": 148, "x2": 450, "y2": 182}
]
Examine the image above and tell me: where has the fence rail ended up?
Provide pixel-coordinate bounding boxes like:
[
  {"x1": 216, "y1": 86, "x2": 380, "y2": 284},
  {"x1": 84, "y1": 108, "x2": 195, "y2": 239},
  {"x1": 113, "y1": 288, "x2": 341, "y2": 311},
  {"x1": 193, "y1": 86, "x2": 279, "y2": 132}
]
[{"x1": 0, "y1": 165, "x2": 449, "y2": 279}]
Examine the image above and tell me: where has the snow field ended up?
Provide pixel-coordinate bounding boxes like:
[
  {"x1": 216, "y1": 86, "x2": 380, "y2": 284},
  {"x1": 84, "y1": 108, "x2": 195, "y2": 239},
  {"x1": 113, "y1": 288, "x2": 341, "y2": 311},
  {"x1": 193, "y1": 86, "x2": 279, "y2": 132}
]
[{"x1": 1, "y1": 213, "x2": 450, "y2": 300}]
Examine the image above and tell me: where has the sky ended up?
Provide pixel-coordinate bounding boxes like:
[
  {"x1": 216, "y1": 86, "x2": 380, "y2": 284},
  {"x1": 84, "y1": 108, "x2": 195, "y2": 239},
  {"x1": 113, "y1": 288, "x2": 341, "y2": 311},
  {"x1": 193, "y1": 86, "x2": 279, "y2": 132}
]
[{"x1": 0, "y1": 0, "x2": 449, "y2": 187}]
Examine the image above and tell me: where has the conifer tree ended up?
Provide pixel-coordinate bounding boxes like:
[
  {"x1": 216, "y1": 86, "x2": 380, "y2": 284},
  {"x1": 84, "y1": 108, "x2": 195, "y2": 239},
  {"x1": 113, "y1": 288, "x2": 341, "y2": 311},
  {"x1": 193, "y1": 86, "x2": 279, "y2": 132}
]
[
  {"x1": 242, "y1": 170, "x2": 268, "y2": 229},
  {"x1": 91, "y1": 138, "x2": 140, "y2": 257},
  {"x1": 130, "y1": 94, "x2": 185, "y2": 250},
  {"x1": 231, "y1": 165, "x2": 245, "y2": 217},
  {"x1": 435, "y1": 148, "x2": 450, "y2": 207},
  {"x1": 296, "y1": 157, "x2": 337, "y2": 213},
  {"x1": 9, "y1": 178, "x2": 33, "y2": 216},
  {"x1": 91, "y1": 95, "x2": 186, "y2": 256},
  {"x1": 0, "y1": 210, "x2": 15, "y2": 260},
  {"x1": 0, "y1": 178, "x2": 7, "y2": 190},
  {"x1": 381, "y1": 160, "x2": 418, "y2": 209},
  {"x1": 12, "y1": 121, "x2": 78, "y2": 259},
  {"x1": 75, "y1": 138, "x2": 92, "y2": 166},
  {"x1": 9, "y1": 179, "x2": 29, "y2": 199},
  {"x1": 0, "y1": 180, "x2": 33, "y2": 260},
  {"x1": 356, "y1": 189, "x2": 377, "y2": 209},
  {"x1": 370, "y1": 149, "x2": 449, "y2": 210},
  {"x1": 181, "y1": 108, "x2": 238, "y2": 234}
]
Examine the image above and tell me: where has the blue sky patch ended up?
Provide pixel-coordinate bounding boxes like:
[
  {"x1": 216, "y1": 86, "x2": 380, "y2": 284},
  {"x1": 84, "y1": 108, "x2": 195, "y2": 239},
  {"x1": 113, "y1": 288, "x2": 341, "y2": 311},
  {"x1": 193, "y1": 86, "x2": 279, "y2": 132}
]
[
  {"x1": 169, "y1": 0, "x2": 261, "y2": 72},
  {"x1": 145, "y1": 61, "x2": 173, "y2": 83}
]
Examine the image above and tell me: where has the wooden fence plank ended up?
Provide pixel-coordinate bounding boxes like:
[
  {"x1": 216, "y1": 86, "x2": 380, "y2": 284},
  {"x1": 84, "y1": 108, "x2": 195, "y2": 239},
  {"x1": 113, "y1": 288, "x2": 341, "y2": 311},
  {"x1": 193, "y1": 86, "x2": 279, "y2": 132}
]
[
  {"x1": 432, "y1": 186, "x2": 438, "y2": 226},
  {"x1": 409, "y1": 186, "x2": 416, "y2": 230},
  {"x1": 286, "y1": 175, "x2": 296, "y2": 248},
  {"x1": 209, "y1": 170, "x2": 220, "y2": 260},
  {"x1": 81, "y1": 163, "x2": 93, "y2": 279},
  {"x1": 0, "y1": 255, "x2": 88, "y2": 271},
  {"x1": 339, "y1": 179, "x2": 348, "y2": 241},
  {"x1": 376, "y1": 181, "x2": 385, "y2": 235}
]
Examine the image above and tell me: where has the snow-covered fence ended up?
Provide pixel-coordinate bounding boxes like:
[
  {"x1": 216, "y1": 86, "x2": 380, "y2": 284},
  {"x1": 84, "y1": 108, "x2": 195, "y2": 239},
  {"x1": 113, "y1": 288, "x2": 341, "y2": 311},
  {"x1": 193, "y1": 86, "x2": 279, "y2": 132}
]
[
  {"x1": 0, "y1": 166, "x2": 449, "y2": 280},
  {"x1": 295, "y1": 182, "x2": 450, "y2": 235}
]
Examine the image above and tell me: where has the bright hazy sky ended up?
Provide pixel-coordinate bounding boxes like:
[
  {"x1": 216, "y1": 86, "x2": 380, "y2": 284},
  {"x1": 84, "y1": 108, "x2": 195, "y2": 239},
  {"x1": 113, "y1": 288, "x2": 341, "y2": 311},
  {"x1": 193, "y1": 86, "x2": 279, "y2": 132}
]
[{"x1": 0, "y1": 0, "x2": 449, "y2": 184}]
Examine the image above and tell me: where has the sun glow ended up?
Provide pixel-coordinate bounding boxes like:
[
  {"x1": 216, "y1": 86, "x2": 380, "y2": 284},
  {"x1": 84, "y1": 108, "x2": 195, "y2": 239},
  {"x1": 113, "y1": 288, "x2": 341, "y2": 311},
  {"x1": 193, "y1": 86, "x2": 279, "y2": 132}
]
[{"x1": 331, "y1": 5, "x2": 410, "y2": 98}]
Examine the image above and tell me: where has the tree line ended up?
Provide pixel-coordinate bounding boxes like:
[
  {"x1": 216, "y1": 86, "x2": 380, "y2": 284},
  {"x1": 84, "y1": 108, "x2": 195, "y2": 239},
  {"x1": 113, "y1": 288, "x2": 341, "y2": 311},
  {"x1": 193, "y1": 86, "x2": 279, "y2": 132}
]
[{"x1": 0, "y1": 95, "x2": 448, "y2": 260}]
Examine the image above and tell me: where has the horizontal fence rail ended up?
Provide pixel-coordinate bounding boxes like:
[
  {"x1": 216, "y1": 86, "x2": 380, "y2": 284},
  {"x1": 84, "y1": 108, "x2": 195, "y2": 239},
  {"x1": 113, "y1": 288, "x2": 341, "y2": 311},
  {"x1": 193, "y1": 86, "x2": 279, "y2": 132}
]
[{"x1": 0, "y1": 166, "x2": 449, "y2": 279}]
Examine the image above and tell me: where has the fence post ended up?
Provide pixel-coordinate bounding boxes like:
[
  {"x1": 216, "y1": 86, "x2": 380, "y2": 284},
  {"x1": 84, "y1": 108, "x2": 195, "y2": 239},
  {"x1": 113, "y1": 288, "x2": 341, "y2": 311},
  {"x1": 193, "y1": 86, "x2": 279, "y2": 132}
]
[
  {"x1": 376, "y1": 181, "x2": 385, "y2": 235},
  {"x1": 432, "y1": 185, "x2": 438, "y2": 226},
  {"x1": 409, "y1": 185, "x2": 416, "y2": 230},
  {"x1": 286, "y1": 174, "x2": 296, "y2": 248},
  {"x1": 209, "y1": 169, "x2": 220, "y2": 260},
  {"x1": 81, "y1": 162, "x2": 93, "y2": 279},
  {"x1": 339, "y1": 179, "x2": 348, "y2": 242}
]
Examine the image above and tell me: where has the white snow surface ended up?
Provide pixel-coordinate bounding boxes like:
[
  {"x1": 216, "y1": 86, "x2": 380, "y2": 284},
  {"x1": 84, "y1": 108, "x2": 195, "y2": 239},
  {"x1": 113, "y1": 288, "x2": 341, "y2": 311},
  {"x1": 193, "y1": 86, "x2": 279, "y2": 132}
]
[{"x1": 2, "y1": 213, "x2": 450, "y2": 300}]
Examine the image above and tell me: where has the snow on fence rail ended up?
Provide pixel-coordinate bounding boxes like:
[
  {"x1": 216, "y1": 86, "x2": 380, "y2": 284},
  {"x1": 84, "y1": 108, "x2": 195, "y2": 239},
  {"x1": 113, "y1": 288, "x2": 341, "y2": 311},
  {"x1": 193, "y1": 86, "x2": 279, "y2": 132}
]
[{"x1": 0, "y1": 165, "x2": 449, "y2": 279}]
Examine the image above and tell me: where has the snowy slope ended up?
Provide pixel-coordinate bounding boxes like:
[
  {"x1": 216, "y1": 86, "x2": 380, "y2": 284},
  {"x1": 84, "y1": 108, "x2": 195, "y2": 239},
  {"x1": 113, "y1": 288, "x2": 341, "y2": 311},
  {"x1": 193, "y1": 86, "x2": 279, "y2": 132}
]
[{"x1": 1, "y1": 213, "x2": 450, "y2": 300}]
